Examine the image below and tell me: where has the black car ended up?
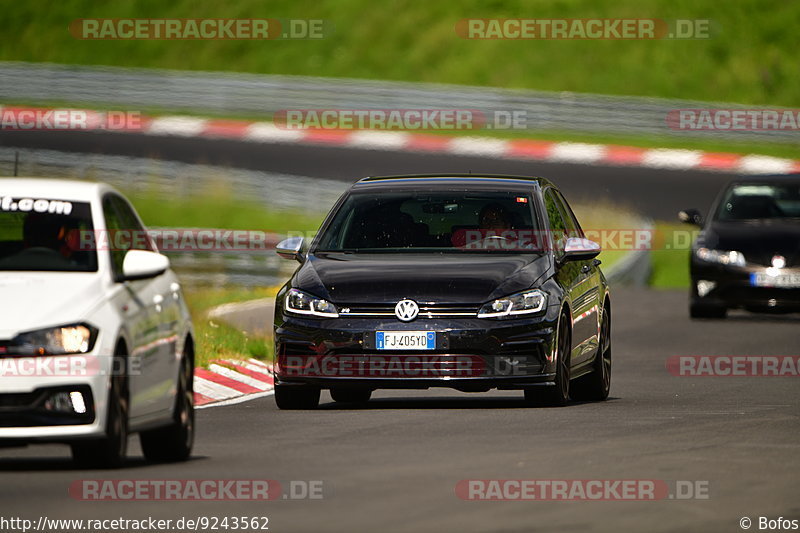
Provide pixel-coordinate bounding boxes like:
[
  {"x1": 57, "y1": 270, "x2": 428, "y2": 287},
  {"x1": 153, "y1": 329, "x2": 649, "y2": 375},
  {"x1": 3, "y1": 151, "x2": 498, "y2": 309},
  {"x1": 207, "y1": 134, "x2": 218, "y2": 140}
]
[
  {"x1": 273, "y1": 174, "x2": 611, "y2": 409},
  {"x1": 680, "y1": 174, "x2": 800, "y2": 318}
]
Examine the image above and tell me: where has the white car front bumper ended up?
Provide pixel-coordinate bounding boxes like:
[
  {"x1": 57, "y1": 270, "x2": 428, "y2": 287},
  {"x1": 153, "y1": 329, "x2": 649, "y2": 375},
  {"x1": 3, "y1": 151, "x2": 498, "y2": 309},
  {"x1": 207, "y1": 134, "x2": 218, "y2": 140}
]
[{"x1": 0, "y1": 353, "x2": 111, "y2": 440}]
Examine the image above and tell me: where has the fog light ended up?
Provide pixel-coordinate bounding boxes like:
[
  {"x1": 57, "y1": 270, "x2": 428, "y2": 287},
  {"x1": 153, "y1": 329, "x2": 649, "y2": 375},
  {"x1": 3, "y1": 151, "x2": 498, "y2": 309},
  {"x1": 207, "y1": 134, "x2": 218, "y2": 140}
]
[
  {"x1": 69, "y1": 391, "x2": 87, "y2": 414},
  {"x1": 44, "y1": 391, "x2": 87, "y2": 414},
  {"x1": 697, "y1": 280, "x2": 716, "y2": 298}
]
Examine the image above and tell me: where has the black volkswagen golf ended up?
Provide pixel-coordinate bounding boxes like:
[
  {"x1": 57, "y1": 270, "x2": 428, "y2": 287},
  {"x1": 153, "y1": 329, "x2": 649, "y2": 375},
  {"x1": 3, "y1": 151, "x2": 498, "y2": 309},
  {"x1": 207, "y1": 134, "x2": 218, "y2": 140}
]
[
  {"x1": 681, "y1": 174, "x2": 800, "y2": 318},
  {"x1": 273, "y1": 175, "x2": 611, "y2": 409}
]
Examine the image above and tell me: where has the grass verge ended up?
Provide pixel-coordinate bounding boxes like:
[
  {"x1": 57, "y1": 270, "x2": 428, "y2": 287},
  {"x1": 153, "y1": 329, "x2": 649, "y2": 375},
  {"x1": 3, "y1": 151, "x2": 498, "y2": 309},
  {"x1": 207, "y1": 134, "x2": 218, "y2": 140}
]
[
  {"x1": 184, "y1": 286, "x2": 280, "y2": 368},
  {"x1": 3, "y1": 0, "x2": 799, "y2": 106},
  {"x1": 126, "y1": 184, "x2": 325, "y2": 233},
  {"x1": 649, "y1": 222, "x2": 698, "y2": 289}
]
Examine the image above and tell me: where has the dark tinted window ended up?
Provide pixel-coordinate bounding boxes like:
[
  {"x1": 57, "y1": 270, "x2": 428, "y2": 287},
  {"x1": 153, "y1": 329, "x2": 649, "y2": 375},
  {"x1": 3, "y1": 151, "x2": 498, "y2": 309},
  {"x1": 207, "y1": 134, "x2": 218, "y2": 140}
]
[
  {"x1": 315, "y1": 190, "x2": 541, "y2": 253},
  {"x1": 544, "y1": 189, "x2": 568, "y2": 255},
  {"x1": 0, "y1": 197, "x2": 97, "y2": 272},
  {"x1": 554, "y1": 190, "x2": 584, "y2": 237},
  {"x1": 716, "y1": 182, "x2": 800, "y2": 221},
  {"x1": 103, "y1": 196, "x2": 126, "y2": 277},
  {"x1": 102, "y1": 194, "x2": 153, "y2": 278}
]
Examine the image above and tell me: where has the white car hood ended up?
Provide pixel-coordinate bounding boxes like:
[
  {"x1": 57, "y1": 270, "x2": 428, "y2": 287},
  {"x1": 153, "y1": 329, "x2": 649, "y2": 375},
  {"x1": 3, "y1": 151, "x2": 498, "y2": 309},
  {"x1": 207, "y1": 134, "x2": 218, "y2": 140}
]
[{"x1": 0, "y1": 273, "x2": 107, "y2": 339}]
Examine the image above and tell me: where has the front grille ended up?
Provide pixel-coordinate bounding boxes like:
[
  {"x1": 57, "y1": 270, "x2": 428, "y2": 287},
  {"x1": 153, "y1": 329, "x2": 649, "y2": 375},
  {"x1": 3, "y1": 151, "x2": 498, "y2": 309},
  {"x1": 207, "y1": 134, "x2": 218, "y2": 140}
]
[
  {"x1": 339, "y1": 304, "x2": 479, "y2": 318},
  {"x1": 0, "y1": 391, "x2": 40, "y2": 409}
]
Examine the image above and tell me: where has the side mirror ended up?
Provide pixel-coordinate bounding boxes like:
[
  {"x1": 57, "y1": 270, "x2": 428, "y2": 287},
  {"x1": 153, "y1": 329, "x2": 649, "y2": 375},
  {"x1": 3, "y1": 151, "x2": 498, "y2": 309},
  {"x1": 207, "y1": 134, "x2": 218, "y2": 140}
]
[
  {"x1": 679, "y1": 208, "x2": 704, "y2": 227},
  {"x1": 276, "y1": 236, "x2": 305, "y2": 262},
  {"x1": 120, "y1": 249, "x2": 169, "y2": 281},
  {"x1": 562, "y1": 237, "x2": 601, "y2": 262}
]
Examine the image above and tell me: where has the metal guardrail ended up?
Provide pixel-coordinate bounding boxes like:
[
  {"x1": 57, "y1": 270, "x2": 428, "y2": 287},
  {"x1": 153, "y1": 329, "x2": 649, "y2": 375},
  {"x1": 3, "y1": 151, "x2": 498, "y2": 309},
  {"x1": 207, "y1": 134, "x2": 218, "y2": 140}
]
[
  {"x1": 0, "y1": 61, "x2": 796, "y2": 144},
  {"x1": 0, "y1": 146, "x2": 348, "y2": 213}
]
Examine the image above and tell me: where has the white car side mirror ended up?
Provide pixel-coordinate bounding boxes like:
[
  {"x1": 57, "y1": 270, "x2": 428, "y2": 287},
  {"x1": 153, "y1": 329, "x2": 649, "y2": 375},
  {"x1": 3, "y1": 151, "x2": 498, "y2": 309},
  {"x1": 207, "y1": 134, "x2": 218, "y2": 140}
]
[{"x1": 120, "y1": 249, "x2": 170, "y2": 281}]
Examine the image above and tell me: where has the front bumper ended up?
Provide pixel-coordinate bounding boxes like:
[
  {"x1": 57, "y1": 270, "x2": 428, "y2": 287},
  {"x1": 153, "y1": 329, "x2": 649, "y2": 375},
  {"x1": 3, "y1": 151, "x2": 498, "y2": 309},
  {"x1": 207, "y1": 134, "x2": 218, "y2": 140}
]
[
  {"x1": 0, "y1": 354, "x2": 110, "y2": 441},
  {"x1": 274, "y1": 311, "x2": 559, "y2": 391},
  {"x1": 691, "y1": 260, "x2": 800, "y2": 311}
]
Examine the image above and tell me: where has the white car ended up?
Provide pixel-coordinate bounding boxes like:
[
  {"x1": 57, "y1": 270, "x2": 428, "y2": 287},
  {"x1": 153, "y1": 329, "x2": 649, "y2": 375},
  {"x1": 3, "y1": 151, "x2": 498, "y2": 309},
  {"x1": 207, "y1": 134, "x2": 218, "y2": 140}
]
[{"x1": 0, "y1": 178, "x2": 194, "y2": 467}]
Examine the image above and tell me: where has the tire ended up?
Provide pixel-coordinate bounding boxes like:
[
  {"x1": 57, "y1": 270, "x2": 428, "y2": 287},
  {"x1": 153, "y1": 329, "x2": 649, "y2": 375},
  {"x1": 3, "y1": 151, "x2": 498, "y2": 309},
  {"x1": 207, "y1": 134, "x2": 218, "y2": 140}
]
[
  {"x1": 525, "y1": 312, "x2": 570, "y2": 407},
  {"x1": 570, "y1": 303, "x2": 611, "y2": 401},
  {"x1": 140, "y1": 340, "x2": 194, "y2": 463},
  {"x1": 330, "y1": 388, "x2": 372, "y2": 404},
  {"x1": 690, "y1": 301, "x2": 727, "y2": 319},
  {"x1": 71, "y1": 351, "x2": 129, "y2": 468},
  {"x1": 275, "y1": 384, "x2": 320, "y2": 410}
]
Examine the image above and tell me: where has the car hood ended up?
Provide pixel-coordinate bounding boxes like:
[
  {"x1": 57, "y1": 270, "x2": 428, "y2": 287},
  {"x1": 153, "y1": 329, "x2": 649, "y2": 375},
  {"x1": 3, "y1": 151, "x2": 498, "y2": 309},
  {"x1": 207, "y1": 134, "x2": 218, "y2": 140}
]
[
  {"x1": 294, "y1": 253, "x2": 552, "y2": 305},
  {"x1": 0, "y1": 273, "x2": 106, "y2": 338},
  {"x1": 702, "y1": 220, "x2": 800, "y2": 266}
]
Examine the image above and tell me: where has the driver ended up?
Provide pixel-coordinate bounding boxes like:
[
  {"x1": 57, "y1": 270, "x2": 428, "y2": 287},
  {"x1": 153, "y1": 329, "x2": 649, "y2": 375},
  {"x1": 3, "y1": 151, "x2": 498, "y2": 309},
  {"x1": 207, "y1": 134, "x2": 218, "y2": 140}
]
[
  {"x1": 479, "y1": 203, "x2": 511, "y2": 230},
  {"x1": 22, "y1": 214, "x2": 73, "y2": 260}
]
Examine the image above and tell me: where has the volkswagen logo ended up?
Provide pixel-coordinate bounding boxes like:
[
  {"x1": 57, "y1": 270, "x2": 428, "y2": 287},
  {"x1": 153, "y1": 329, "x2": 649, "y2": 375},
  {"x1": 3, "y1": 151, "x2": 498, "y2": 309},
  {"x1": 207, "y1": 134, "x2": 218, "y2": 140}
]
[{"x1": 394, "y1": 299, "x2": 419, "y2": 322}]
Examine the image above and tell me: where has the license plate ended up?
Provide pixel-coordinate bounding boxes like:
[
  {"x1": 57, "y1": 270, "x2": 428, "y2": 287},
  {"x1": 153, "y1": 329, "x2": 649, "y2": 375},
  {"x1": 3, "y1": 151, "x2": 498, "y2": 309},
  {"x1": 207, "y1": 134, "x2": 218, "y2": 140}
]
[
  {"x1": 376, "y1": 331, "x2": 436, "y2": 350},
  {"x1": 750, "y1": 272, "x2": 800, "y2": 288}
]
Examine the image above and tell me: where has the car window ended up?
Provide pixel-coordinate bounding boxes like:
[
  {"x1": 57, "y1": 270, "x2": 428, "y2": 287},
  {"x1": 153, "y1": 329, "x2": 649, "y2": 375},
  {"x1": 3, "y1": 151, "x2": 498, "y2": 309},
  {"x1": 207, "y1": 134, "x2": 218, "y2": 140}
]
[
  {"x1": 544, "y1": 189, "x2": 568, "y2": 255},
  {"x1": 0, "y1": 197, "x2": 97, "y2": 272},
  {"x1": 112, "y1": 195, "x2": 154, "y2": 251},
  {"x1": 554, "y1": 191, "x2": 584, "y2": 238},
  {"x1": 102, "y1": 196, "x2": 126, "y2": 278},
  {"x1": 315, "y1": 190, "x2": 541, "y2": 253},
  {"x1": 102, "y1": 194, "x2": 153, "y2": 278},
  {"x1": 715, "y1": 183, "x2": 800, "y2": 221}
]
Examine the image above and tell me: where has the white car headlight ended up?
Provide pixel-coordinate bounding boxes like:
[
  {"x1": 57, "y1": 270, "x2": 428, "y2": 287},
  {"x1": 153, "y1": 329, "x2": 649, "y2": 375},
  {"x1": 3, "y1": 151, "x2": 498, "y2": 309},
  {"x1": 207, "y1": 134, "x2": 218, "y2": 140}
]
[
  {"x1": 285, "y1": 288, "x2": 339, "y2": 318},
  {"x1": 478, "y1": 290, "x2": 547, "y2": 318},
  {"x1": 695, "y1": 248, "x2": 746, "y2": 267},
  {"x1": 13, "y1": 323, "x2": 98, "y2": 356}
]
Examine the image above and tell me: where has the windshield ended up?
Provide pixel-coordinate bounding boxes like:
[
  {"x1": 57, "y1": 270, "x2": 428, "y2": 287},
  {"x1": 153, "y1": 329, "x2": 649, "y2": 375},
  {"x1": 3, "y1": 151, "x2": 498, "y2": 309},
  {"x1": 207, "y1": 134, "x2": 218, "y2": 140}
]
[
  {"x1": 0, "y1": 197, "x2": 98, "y2": 272},
  {"x1": 314, "y1": 190, "x2": 541, "y2": 253},
  {"x1": 715, "y1": 183, "x2": 800, "y2": 221}
]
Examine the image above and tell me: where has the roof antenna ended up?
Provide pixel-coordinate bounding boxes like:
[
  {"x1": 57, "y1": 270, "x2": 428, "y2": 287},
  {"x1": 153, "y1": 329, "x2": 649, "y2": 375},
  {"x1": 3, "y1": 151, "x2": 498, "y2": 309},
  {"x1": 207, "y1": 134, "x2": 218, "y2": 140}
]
[{"x1": 13, "y1": 151, "x2": 19, "y2": 177}]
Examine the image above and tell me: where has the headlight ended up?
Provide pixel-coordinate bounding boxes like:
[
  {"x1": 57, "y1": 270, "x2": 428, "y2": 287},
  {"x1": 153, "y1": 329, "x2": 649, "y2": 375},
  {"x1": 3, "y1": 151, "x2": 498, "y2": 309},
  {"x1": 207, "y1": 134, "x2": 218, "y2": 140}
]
[
  {"x1": 12, "y1": 323, "x2": 98, "y2": 356},
  {"x1": 695, "y1": 248, "x2": 746, "y2": 267},
  {"x1": 285, "y1": 288, "x2": 339, "y2": 318},
  {"x1": 478, "y1": 290, "x2": 547, "y2": 318}
]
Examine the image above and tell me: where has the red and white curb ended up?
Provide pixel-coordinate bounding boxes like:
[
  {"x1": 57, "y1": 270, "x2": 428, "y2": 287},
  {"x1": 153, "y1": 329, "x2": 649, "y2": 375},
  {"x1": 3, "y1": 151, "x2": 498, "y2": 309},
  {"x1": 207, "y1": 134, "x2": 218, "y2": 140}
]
[
  {"x1": 193, "y1": 358, "x2": 274, "y2": 409},
  {"x1": 3, "y1": 104, "x2": 799, "y2": 175}
]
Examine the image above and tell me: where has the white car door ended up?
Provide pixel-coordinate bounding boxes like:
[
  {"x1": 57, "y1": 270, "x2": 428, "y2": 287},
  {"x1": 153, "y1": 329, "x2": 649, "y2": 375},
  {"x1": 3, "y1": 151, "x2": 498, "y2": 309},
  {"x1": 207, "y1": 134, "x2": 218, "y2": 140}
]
[{"x1": 103, "y1": 195, "x2": 175, "y2": 418}]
